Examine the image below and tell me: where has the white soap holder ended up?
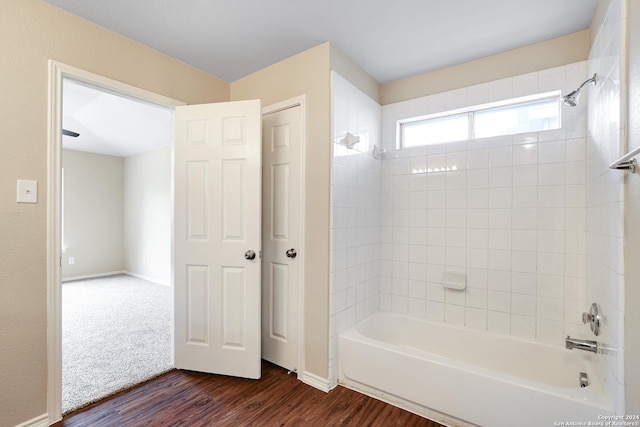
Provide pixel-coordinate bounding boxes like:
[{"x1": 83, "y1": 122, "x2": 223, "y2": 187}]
[{"x1": 443, "y1": 271, "x2": 466, "y2": 290}]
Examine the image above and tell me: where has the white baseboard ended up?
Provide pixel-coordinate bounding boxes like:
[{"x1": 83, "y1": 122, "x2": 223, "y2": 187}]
[
  {"x1": 62, "y1": 270, "x2": 124, "y2": 282},
  {"x1": 299, "y1": 370, "x2": 332, "y2": 392},
  {"x1": 14, "y1": 413, "x2": 48, "y2": 427},
  {"x1": 123, "y1": 271, "x2": 170, "y2": 287}
]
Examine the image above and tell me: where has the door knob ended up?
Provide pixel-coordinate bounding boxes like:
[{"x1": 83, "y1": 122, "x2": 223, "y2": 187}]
[
  {"x1": 286, "y1": 248, "x2": 297, "y2": 259},
  {"x1": 245, "y1": 250, "x2": 256, "y2": 260}
]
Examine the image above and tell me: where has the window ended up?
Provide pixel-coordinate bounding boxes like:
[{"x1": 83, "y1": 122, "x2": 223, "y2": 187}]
[
  {"x1": 398, "y1": 91, "x2": 561, "y2": 149},
  {"x1": 402, "y1": 113, "x2": 469, "y2": 148},
  {"x1": 474, "y1": 97, "x2": 560, "y2": 138}
]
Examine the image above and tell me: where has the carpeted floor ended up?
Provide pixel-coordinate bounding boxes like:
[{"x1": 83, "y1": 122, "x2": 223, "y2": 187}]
[{"x1": 62, "y1": 274, "x2": 172, "y2": 414}]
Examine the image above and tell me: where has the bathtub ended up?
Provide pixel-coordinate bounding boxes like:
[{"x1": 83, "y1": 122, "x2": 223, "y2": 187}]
[{"x1": 338, "y1": 312, "x2": 612, "y2": 427}]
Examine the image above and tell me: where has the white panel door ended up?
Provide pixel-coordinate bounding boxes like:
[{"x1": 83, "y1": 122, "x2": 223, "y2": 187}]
[
  {"x1": 174, "y1": 100, "x2": 261, "y2": 379},
  {"x1": 261, "y1": 105, "x2": 302, "y2": 371}
]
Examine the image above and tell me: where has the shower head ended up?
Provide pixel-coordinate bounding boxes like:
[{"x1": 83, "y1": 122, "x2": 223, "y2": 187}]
[
  {"x1": 561, "y1": 90, "x2": 580, "y2": 107},
  {"x1": 562, "y1": 73, "x2": 598, "y2": 107}
]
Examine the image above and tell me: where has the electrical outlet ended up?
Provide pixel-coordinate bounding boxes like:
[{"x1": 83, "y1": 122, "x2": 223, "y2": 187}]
[{"x1": 68, "y1": 257, "x2": 75, "y2": 265}]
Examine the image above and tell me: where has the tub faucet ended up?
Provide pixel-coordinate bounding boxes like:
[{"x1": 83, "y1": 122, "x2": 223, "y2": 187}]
[{"x1": 565, "y1": 336, "x2": 597, "y2": 353}]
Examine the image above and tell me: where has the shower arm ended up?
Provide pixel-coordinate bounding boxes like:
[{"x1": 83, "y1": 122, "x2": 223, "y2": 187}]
[
  {"x1": 575, "y1": 73, "x2": 598, "y2": 92},
  {"x1": 566, "y1": 73, "x2": 598, "y2": 98}
]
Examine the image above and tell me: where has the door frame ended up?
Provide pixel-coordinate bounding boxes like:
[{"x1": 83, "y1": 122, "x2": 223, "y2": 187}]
[
  {"x1": 46, "y1": 60, "x2": 184, "y2": 423},
  {"x1": 262, "y1": 96, "x2": 307, "y2": 380}
]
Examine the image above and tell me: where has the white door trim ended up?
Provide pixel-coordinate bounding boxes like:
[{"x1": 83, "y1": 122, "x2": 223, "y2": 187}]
[
  {"x1": 46, "y1": 60, "x2": 184, "y2": 423},
  {"x1": 262, "y1": 95, "x2": 307, "y2": 380}
]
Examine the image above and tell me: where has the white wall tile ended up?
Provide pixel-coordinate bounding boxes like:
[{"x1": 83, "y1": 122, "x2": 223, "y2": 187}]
[
  {"x1": 467, "y1": 83, "x2": 489, "y2": 106},
  {"x1": 536, "y1": 318, "x2": 564, "y2": 345},
  {"x1": 330, "y1": 72, "x2": 382, "y2": 384},
  {"x1": 538, "y1": 141, "x2": 566, "y2": 164},
  {"x1": 537, "y1": 296, "x2": 564, "y2": 321},
  {"x1": 512, "y1": 230, "x2": 537, "y2": 251},
  {"x1": 488, "y1": 146, "x2": 513, "y2": 167},
  {"x1": 488, "y1": 78, "x2": 513, "y2": 102},
  {"x1": 488, "y1": 290, "x2": 510, "y2": 312},
  {"x1": 488, "y1": 310, "x2": 511, "y2": 334},
  {"x1": 513, "y1": 165, "x2": 538, "y2": 187},
  {"x1": 513, "y1": 72, "x2": 538, "y2": 97},
  {"x1": 488, "y1": 270, "x2": 511, "y2": 292},
  {"x1": 466, "y1": 307, "x2": 488, "y2": 329},
  {"x1": 511, "y1": 293, "x2": 537, "y2": 316},
  {"x1": 513, "y1": 144, "x2": 538, "y2": 165},
  {"x1": 511, "y1": 272, "x2": 537, "y2": 295},
  {"x1": 510, "y1": 314, "x2": 536, "y2": 339},
  {"x1": 445, "y1": 303, "x2": 466, "y2": 325},
  {"x1": 466, "y1": 288, "x2": 488, "y2": 309},
  {"x1": 426, "y1": 301, "x2": 445, "y2": 321},
  {"x1": 426, "y1": 282, "x2": 445, "y2": 302},
  {"x1": 489, "y1": 189, "x2": 512, "y2": 209},
  {"x1": 467, "y1": 189, "x2": 489, "y2": 208},
  {"x1": 446, "y1": 88, "x2": 468, "y2": 110},
  {"x1": 538, "y1": 164, "x2": 566, "y2": 186},
  {"x1": 375, "y1": 64, "x2": 591, "y2": 355},
  {"x1": 408, "y1": 298, "x2": 426, "y2": 318}
]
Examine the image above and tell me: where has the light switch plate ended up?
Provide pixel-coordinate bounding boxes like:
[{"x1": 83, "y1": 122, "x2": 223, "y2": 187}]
[{"x1": 17, "y1": 179, "x2": 37, "y2": 203}]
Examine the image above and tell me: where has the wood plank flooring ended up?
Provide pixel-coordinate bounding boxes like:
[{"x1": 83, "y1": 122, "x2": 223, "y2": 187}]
[{"x1": 55, "y1": 360, "x2": 444, "y2": 427}]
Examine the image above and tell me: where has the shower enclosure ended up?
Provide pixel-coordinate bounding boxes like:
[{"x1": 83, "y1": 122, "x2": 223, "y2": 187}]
[{"x1": 330, "y1": 1, "x2": 627, "y2": 416}]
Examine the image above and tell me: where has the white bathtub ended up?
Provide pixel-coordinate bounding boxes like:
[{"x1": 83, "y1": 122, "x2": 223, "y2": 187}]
[{"x1": 338, "y1": 312, "x2": 612, "y2": 427}]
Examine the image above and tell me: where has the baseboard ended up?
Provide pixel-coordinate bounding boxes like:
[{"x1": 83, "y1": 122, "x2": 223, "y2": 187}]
[
  {"x1": 123, "y1": 271, "x2": 170, "y2": 287},
  {"x1": 14, "y1": 413, "x2": 48, "y2": 427},
  {"x1": 299, "y1": 370, "x2": 331, "y2": 392},
  {"x1": 62, "y1": 271, "x2": 124, "y2": 282}
]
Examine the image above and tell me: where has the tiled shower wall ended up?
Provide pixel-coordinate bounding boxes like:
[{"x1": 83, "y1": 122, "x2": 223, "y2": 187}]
[
  {"x1": 586, "y1": 0, "x2": 626, "y2": 413},
  {"x1": 329, "y1": 72, "x2": 381, "y2": 384},
  {"x1": 379, "y1": 63, "x2": 590, "y2": 347}
]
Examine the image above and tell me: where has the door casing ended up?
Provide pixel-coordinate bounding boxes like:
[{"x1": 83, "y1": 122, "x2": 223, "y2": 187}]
[{"x1": 46, "y1": 60, "x2": 184, "y2": 423}]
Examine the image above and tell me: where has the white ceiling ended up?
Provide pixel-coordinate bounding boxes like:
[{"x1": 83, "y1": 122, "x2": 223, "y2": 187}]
[
  {"x1": 45, "y1": 0, "x2": 597, "y2": 84},
  {"x1": 57, "y1": 1, "x2": 598, "y2": 157},
  {"x1": 62, "y1": 80, "x2": 173, "y2": 157}
]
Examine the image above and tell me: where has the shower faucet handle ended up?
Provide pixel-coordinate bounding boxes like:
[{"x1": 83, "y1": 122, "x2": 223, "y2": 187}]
[{"x1": 582, "y1": 303, "x2": 602, "y2": 336}]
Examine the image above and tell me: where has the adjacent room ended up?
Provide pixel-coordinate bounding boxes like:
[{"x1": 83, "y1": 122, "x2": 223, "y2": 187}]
[{"x1": 60, "y1": 79, "x2": 173, "y2": 413}]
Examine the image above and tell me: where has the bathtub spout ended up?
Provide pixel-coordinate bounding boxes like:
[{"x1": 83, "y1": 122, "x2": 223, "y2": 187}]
[{"x1": 565, "y1": 336, "x2": 597, "y2": 353}]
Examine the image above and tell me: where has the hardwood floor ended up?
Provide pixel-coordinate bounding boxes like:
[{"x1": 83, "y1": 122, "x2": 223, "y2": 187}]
[{"x1": 55, "y1": 360, "x2": 444, "y2": 427}]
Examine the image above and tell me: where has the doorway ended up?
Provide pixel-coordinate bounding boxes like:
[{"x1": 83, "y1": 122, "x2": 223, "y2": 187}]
[
  {"x1": 47, "y1": 61, "x2": 185, "y2": 421},
  {"x1": 60, "y1": 77, "x2": 175, "y2": 413}
]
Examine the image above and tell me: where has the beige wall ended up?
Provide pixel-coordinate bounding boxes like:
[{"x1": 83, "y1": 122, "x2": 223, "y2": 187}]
[
  {"x1": 625, "y1": 0, "x2": 640, "y2": 413},
  {"x1": 231, "y1": 43, "x2": 332, "y2": 380},
  {"x1": 124, "y1": 146, "x2": 172, "y2": 285},
  {"x1": 380, "y1": 30, "x2": 591, "y2": 105},
  {"x1": 62, "y1": 150, "x2": 124, "y2": 280},
  {"x1": 330, "y1": 45, "x2": 380, "y2": 103},
  {"x1": 0, "y1": 1, "x2": 229, "y2": 425}
]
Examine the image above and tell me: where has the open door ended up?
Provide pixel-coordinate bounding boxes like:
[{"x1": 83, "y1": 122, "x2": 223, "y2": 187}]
[{"x1": 173, "y1": 100, "x2": 261, "y2": 379}]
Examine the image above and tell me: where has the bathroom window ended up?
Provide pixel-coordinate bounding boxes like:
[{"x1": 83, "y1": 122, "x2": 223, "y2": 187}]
[
  {"x1": 398, "y1": 91, "x2": 561, "y2": 149},
  {"x1": 401, "y1": 113, "x2": 469, "y2": 148}
]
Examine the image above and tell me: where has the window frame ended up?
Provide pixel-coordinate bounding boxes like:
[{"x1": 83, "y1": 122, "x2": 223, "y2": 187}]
[{"x1": 396, "y1": 90, "x2": 562, "y2": 150}]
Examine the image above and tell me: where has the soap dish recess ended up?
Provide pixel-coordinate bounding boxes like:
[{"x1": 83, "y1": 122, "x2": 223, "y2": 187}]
[{"x1": 443, "y1": 271, "x2": 466, "y2": 290}]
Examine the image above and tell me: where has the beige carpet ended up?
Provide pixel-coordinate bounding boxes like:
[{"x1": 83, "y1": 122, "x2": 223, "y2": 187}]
[{"x1": 62, "y1": 274, "x2": 172, "y2": 414}]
